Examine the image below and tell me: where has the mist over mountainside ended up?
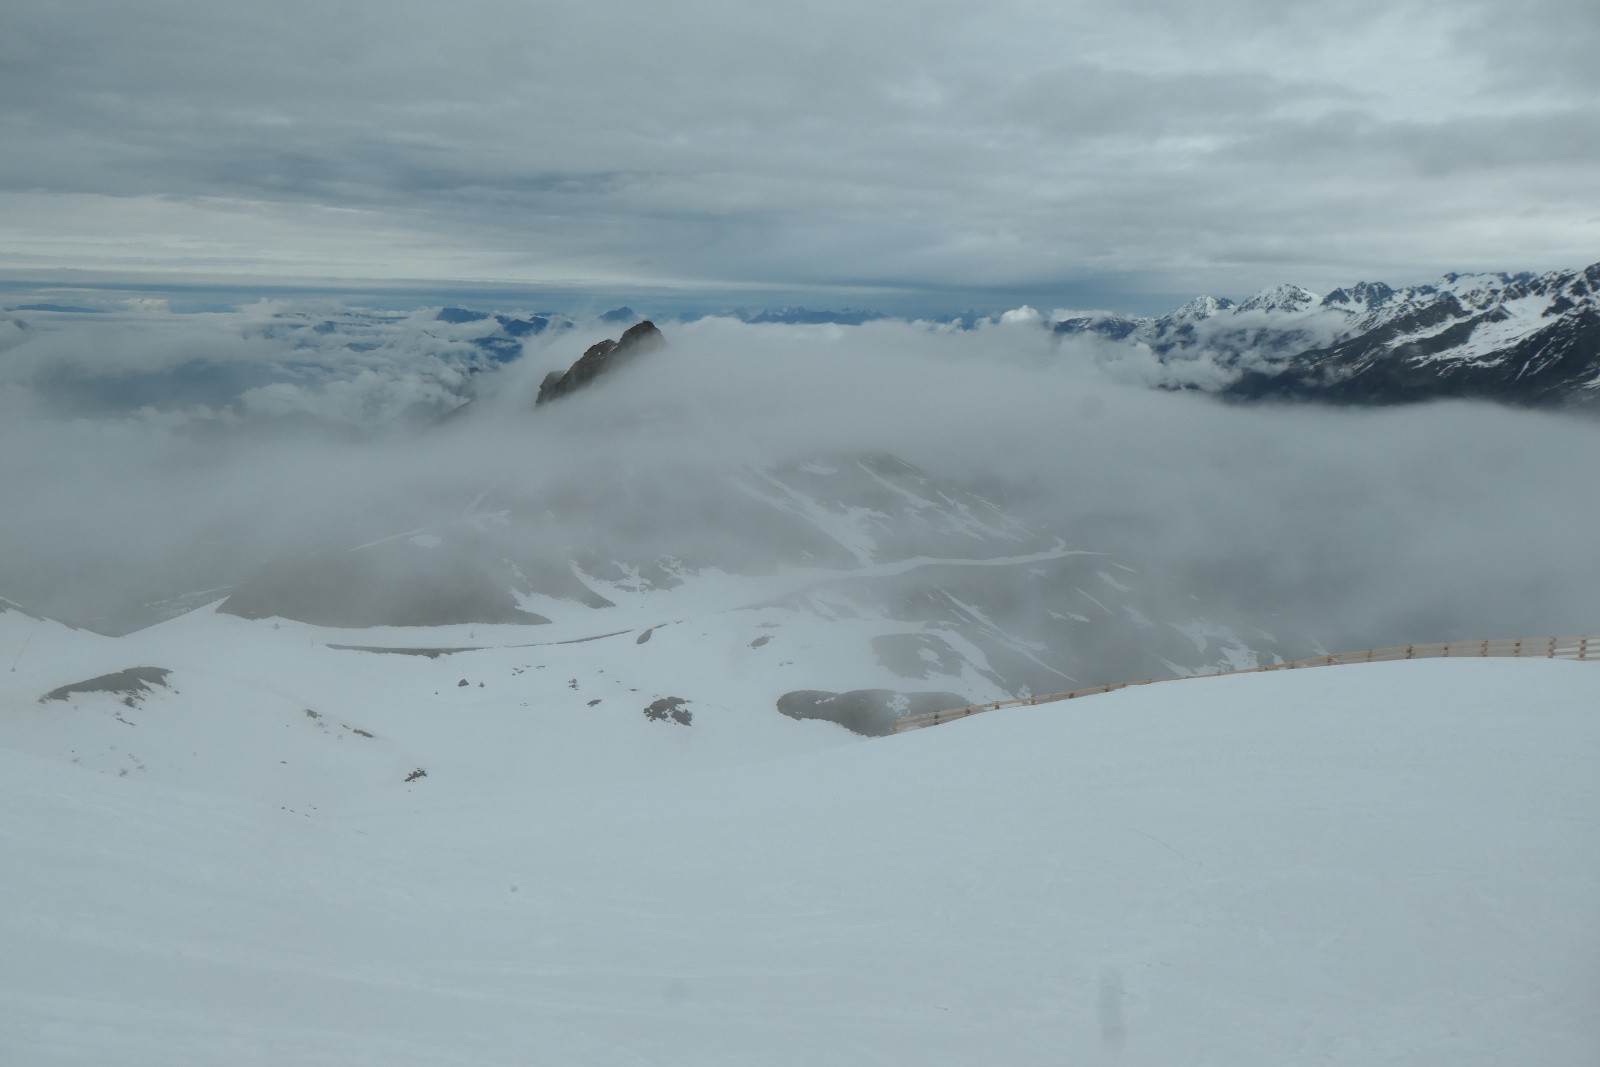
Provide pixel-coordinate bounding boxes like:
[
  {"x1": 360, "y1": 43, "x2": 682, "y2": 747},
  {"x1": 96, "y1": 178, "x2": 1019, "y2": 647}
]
[
  {"x1": 1, "y1": 292, "x2": 1597, "y2": 712},
  {"x1": 1054, "y1": 261, "x2": 1600, "y2": 405}
]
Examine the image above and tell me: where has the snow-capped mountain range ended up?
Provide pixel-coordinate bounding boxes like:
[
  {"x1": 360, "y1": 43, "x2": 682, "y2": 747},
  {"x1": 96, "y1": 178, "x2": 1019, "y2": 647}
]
[{"x1": 1054, "y1": 262, "x2": 1600, "y2": 405}]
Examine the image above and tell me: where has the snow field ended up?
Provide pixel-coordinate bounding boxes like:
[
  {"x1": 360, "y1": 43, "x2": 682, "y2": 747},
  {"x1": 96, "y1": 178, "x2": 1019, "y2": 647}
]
[{"x1": 2, "y1": 649, "x2": 1596, "y2": 1065}]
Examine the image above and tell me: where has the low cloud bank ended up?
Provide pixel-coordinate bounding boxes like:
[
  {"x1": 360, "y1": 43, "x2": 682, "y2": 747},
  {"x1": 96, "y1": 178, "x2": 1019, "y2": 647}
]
[{"x1": 1, "y1": 305, "x2": 1595, "y2": 649}]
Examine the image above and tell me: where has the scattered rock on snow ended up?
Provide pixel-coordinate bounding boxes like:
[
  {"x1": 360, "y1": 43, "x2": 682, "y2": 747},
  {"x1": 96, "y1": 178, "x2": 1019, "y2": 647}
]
[{"x1": 643, "y1": 697, "x2": 692, "y2": 725}]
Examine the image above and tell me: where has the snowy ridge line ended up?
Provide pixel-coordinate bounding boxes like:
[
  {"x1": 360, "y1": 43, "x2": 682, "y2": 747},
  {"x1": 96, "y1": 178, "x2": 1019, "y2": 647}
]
[{"x1": 892, "y1": 635, "x2": 1598, "y2": 733}]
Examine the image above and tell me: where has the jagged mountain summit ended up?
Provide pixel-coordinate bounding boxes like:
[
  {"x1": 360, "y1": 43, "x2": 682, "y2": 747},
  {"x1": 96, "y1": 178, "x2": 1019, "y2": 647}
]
[
  {"x1": 1054, "y1": 262, "x2": 1600, "y2": 406},
  {"x1": 536, "y1": 320, "x2": 665, "y2": 404}
]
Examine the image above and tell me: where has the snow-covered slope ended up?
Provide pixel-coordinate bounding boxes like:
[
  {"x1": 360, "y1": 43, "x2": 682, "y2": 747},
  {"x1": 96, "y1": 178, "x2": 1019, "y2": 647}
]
[
  {"x1": 2, "y1": 634, "x2": 1594, "y2": 1065},
  {"x1": 202, "y1": 450, "x2": 1283, "y2": 709},
  {"x1": 1055, "y1": 262, "x2": 1600, "y2": 405}
]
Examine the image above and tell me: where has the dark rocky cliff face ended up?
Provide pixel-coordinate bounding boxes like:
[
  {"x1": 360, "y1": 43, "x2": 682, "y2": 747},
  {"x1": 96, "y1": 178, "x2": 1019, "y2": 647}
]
[
  {"x1": 536, "y1": 321, "x2": 665, "y2": 405},
  {"x1": 1226, "y1": 306, "x2": 1600, "y2": 406}
]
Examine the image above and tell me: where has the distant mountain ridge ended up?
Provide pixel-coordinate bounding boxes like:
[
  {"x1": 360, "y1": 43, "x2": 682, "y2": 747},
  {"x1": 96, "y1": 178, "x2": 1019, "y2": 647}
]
[{"x1": 1053, "y1": 262, "x2": 1600, "y2": 406}]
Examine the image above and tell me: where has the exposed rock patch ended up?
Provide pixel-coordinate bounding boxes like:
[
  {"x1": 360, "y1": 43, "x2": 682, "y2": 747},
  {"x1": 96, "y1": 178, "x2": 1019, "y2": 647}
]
[
  {"x1": 644, "y1": 696, "x2": 692, "y2": 725},
  {"x1": 41, "y1": 667, "x2": 172, "y2": 708},
  {"x1": 776, "y1": 689, "x2": 966, "y2": 737}
]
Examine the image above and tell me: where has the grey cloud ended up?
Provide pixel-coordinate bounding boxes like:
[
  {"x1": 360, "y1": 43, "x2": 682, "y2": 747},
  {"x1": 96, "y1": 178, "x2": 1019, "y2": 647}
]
[
  {"x1": 0, "y1": 306, "x2": 535, "y2": 429},
  {"x1": 0, "y1": 0, "x2": 1594, "y2": 303},
  {"x1": 996, "y1": 64, "x2": 1339, "y2": 143},
  {"x1": 1452, "y1": 0, "x2": 1600, "y2": 96},
  {"x1": 1, "y1": 308, "x2": 1596, "y2": 650},
  {"x1": 1230, "y1": 109, "x2": 1600, "y2": 175}
]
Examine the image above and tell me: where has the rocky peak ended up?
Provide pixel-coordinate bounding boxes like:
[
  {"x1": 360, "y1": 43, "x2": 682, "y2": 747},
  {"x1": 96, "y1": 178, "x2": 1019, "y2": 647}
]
[
  {"x1": 535, "y1": 321, "x2": 665, "y2": 406},
  {"x1": 1165, "y1": 295, "x2": 1234, "y2": 323},
  {"x1": 0, "y1": 312, "x2": 29, "y2": 352},
  {"x1": 1322, "y1": 281, "x2": 1395, "y2": 310},
  {"x1": 1236, "y1": 284, "x2": 1318, "y2": 314}
]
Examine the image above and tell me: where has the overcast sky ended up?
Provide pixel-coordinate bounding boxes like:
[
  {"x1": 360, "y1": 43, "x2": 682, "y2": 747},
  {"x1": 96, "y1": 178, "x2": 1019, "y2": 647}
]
[{"x1": 2, "y1": 0, "x2": 1596, "y2": 312}]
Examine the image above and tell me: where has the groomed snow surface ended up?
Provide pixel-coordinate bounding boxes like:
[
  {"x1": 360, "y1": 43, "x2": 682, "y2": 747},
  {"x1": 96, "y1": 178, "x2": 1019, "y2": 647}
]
[{"x1": 3, "y1": 646, "x2": 1597, "y2": 1065}]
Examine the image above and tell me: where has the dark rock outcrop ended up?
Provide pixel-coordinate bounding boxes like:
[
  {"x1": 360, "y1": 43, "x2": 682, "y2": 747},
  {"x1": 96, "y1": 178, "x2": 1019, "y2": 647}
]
[
  {"x1": 41, "y1": 667, "x2": 171, "y2": 707},
  {"x1": 536, "y1": 321, "x2": 665, "y2": 405},
  {"x1": 776, "y1": 689, "x2": 967, "y2": 737},
  {"x1": 643, "y1": 696, "x2": 692, "y2": 725}
]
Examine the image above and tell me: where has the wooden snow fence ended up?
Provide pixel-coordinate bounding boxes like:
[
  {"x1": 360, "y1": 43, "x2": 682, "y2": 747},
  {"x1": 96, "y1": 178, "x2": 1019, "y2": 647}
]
[{"x1": 891, "y1": 635, "x2": 1597, "y2": 734}]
